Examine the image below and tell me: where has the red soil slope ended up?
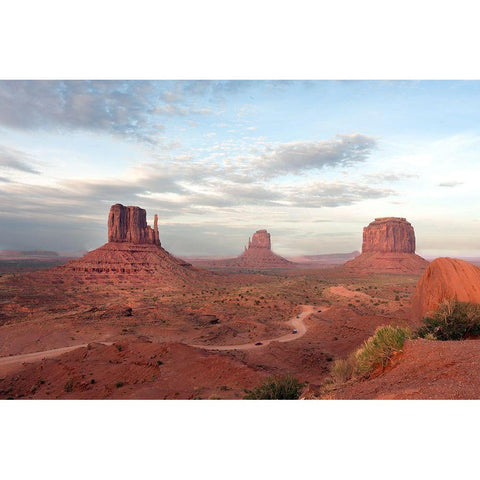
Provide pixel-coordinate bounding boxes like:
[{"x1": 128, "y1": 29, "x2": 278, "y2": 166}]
[
  {"x1": 0, "y1": 341, "x2": 267, "y2": 399},
  {"x1": 329, "y1": 338, "x2": 480, "y2": 399}
]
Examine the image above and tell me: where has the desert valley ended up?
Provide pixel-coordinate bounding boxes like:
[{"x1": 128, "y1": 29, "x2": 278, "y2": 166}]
[{"x1": 2, "y1": 202, "x2": 480, "y2": 400}]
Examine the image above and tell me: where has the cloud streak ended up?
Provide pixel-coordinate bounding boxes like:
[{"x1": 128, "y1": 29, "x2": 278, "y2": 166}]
[
  {"x1": 0, "y1": 145, "x2": 40, "y2": 174},
  {"x1": 253, "y1": 134, "x2": 376, "y2": 177}
]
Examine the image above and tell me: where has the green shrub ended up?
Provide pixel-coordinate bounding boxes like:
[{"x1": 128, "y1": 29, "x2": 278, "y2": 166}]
[
  {"x1": 330, "y1": 325, "x2": 411, "y2": 383},
  {"x1": 244, "y1": 375, "x2": 304, "y2": 400},
  {"x1": 416, "y1": 300, "x2": 480, "y2": 340}
]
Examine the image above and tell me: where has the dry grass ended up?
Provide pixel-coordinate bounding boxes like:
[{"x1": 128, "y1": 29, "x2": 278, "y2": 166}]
[{"x1": 330, "y1": 325, "x2": 411, "y2": 384}]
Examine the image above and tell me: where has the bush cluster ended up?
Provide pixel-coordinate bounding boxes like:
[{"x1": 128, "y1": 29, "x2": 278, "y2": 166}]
[
  {"x1": 244, "y1": 375, "x2": 304, "y2": 400},
  {"x1": 416, "y1": 300, "x2": 480, "y2": 341},
  {"x1": 330, "y1": 325, "x2": 411, "y2": 384}
]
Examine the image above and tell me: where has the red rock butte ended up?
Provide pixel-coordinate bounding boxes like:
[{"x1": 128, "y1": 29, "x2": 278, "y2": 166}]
[
  {"x1": 362, "y1": 217, "x2": 415, "y2": 253},
  {"x1": 231, "y1": 229, "x2": 292, "y2": 268},
  {"x1": 411, "y1": 257, "x2": 480, "y2": 322},
  {"x1": 108, "y1": 204, "x2": 160, "y2": 246},
  {"x1": 344, "y1": 217, "x2": 428, "y2": 274},
  {"x1": 59, "y1": 203, "x2": 202, "y2": 283}
]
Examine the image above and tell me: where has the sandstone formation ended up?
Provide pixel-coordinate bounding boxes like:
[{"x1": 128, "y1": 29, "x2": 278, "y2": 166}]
[
  {"x1": 411, "y1": 257, "x2": 480, "y2": 321},
  {"x1": 232, "y1": 229, "x2": 292, "y2": 268},
  {"x1": 108, "y1": 204, "x2": 160, "y2": 245},
  {"x1": 194, "y1": 229, "x2": 293, "y2": 269},
  {"x1": 248, "y1": 229, "x2": 271, "y2": 250},
  {"x1": 61, "y1": 203, "x2": 201, "y2": 283},
  {"x1": 362, "y1": 217, "x2": 415, "y2": 253},
  {"x1": 344, "y1": 217, "x2": 428, "y2": 274}
]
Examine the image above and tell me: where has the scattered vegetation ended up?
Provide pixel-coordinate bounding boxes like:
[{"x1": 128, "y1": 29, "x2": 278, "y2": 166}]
[
  {"x1": 115, "y1": 381, "x2": 125, "y2": 388},
  {"x1": 330, "y1": 325, "x2": 411, "y2": 384},
  {"x1": 244, "y1": 375, "x2": 304, "y2": 400},
  {"x1": 64, "y1": 378, "x2": 74, "y2": 392},
  {"x1": 416, "y1": 300, "x2": 480, "y2": 341}
]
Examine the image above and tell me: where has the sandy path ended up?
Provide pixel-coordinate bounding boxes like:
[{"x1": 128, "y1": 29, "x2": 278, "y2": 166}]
[
  {"x1": 189, "y1": 304, "x2": 328, "y2": 351},
  {"x1": 0, "y1": 342, "x2": 113, "y2": 375}
]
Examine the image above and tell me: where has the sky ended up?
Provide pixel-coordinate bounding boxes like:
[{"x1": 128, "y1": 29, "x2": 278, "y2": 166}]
[{"x1": 1, "y1": 80, "x2": 480, "y2": 257}]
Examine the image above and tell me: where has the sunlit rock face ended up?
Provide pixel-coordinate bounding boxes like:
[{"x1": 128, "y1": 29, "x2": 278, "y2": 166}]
[
  {"x1": 411, "y1": 257, "x2": 480, "y2": 321},
  {"x1": 362, "y1": 217, "x2": 415, "y2": 254}
]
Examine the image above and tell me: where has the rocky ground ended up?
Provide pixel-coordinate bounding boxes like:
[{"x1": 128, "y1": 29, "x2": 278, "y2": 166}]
[{"x1": 0, "y1": 261, "x2": 420, "y2": 399}]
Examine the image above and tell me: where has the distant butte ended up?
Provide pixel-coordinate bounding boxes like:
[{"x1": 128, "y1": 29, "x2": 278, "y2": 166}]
[
  {"x1": 344, "y1": 217, "x2": 429, "y2": 274},
  {"x1": 232, "y1": 229, "x2": 292, "y2": 268},
  {"x1": 59, "y1": 204, "x2": 202, "y2": 283}
]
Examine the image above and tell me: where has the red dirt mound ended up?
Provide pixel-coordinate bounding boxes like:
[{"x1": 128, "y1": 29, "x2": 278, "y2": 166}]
[
  {"x1": 329, "y1": 338, "x2": 480, "y2": 399},
  {"x1": 411, "y1": 257, "x2": 480, "y2": 321}
]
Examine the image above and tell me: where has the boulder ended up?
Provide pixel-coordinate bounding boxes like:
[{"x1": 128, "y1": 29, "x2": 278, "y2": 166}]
[{"x1": 411, "y1": 257, "x2": 480, "y2": 321}]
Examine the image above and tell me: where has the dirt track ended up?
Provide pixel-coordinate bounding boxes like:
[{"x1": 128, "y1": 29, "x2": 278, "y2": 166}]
[
  {"x1": 190, "y1": 304, "x2": 328, "y2": 351},
  {"x1": 0, "y1": 305, "x2": 326, "y2": 372}
]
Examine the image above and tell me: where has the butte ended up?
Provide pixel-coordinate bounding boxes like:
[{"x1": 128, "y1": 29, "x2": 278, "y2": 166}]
[
  {"x1": 217, "y1": 229, "x2": 292, "y2": 268},
  {"x1": 343, "y1": 217, "x2": 429, "y2": 274},
  {"x1": 59, "y1": 203, "x2": 204, "y2": 284}
]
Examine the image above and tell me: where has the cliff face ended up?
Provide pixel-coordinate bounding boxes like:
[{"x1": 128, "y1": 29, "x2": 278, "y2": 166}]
[
  {"x1": 411, "y1": 257, "x2": 480, "y2": 321},
  {"x1": 248, "y1": 230, "x2": 271, "y2": 250},
  {"x1": 108, "y1": 204, "x2": 160, "y2": 246},
  {"x1": 362, "y1": 217, "x2": 415, "y2": 253}
]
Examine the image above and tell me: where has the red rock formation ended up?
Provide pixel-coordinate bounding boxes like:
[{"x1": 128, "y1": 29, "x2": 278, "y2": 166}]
[
  {"x1": 411, "y1": 257, "x2": 480, "y2": 321},
  {"x1": 60, "y1": 204, "x2": 203, "y2": 283},
  {"x1": 108, "y1": 204, "x2": 160, "y2": 246},
  {"x1": 233, "y1": 229, "x2": 292, "y2": 268},
  {"x1": 249, "y1": 229, "x2": 271, "y2": 249},
  {"x1": 362, "y1": 217, "x2": 415, "y2": 253},
  {"x1": 344, "y1": 217, "x2": 428, "y2": 274}
]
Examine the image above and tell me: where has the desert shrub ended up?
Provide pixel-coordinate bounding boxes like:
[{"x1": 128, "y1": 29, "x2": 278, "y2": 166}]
[
  {"x1": 416, "y1": 300, "x2": 480, "y2": 340},
  {"x1": 355, "y1": 325, "x2": 411, "y2": 376},
  {"x1": 64, "y1": 378, "x2": 74, "y2": 393},
  {"x1": 330, "y1": 325, "x2": 411, "y2": 384},
  {"x1": 244, "y1": 375, "x2": 304, "y2": 400}
]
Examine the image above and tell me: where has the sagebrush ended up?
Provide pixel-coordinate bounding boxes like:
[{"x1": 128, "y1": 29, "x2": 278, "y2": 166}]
[
  {"x1": 416, "y1": 299, "x2": 480, "y2": 340},
  {"x1": 244, "y1": 375, "x2": 304, "y2": 400}
]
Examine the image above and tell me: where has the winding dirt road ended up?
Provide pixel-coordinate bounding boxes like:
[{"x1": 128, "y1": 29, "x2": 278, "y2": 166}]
[
  {"x1": 0, "y1": 342, "x2": 113, "y2": 376},
  {"x1": 190, "y1": 304, "x2": 327, "y2": 351},
  {"x1": 0, "y1": 305, "x2": 326, "y2": 373}
]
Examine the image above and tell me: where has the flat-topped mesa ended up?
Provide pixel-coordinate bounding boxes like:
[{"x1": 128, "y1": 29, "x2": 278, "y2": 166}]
[
  {"x1": 248, "y1": 229, "x2": 271, "y2": 250},
  {"x1": 108, "y1": 204, "x2": 160, "y2": 246},
  {"x1": 362, "y1": 217, "x2": 415, "y2": 254}
]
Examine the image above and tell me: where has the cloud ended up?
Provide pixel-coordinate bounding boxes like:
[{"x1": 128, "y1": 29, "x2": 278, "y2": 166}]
[
  {"x1": 0, "y1": 80, "x2": 166, "y2": 143},
  {"x1": 0, "y1": 145, "x2": 40, "y2": 174},
  {"x1": 283, "y1": 181, "x2": 395, "y2": 208},
  {"x1": 437, "y1": 180, "x2": 463, "y2": 187},
  {"x1": 364, "y1": 171, "x2": 419, "y2": 183},
  {"x1": 252, "y1": 134, "x2": 376, "y2": 177}
]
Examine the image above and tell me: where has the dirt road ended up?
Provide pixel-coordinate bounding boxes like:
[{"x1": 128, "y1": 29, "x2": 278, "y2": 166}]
[
  {"x1": 0, "y1": 342, "x2": 113, "y2": 376},
  {"x1": 0, "y1": 305, "x2": 326, "y2": 372},
  {"x1": 190, "y1": 304, "x2": 327, "y2": 351}
]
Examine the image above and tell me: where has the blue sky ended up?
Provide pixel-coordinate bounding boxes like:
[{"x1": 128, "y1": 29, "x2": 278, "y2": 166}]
[{"x1": 1, "y1": 80, "x2": 479, "y2": 257}]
